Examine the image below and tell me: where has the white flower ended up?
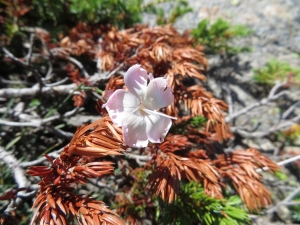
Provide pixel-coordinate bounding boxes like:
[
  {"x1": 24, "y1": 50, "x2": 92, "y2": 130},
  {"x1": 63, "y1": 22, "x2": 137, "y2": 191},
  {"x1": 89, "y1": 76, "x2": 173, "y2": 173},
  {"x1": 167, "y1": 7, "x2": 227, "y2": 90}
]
[{"x1": 103, "y1": 64, "x2": 176, "y2": 147}]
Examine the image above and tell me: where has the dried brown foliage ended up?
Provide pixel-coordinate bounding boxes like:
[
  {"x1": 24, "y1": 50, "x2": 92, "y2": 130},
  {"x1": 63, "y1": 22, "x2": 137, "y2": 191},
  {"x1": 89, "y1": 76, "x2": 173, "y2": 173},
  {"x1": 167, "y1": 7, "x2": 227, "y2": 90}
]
[
  {"x1": 18, "y1": 22, "x2": 281, "y2": 223},
  {"x1": 148, "y1": 149, "x2": 222, "y2": 203},
  {"x1": 147, "y1": 143, "x2": 279, "y2": 212},
  {"x1": 65, "y1": 64, "x2": 89, "y2": 85},
  {"x1": 103, "y1": 75, "x2": 125, "y2": 100},
  {"x1": 27, "y1": 116, "x2": 125, "y2": 225},
  {"x1": 73, "y1": 91, "x2": 87, "y2": 107},
  {"x1": 214, "y1": 148, "x2": 280, "y2": 211}
]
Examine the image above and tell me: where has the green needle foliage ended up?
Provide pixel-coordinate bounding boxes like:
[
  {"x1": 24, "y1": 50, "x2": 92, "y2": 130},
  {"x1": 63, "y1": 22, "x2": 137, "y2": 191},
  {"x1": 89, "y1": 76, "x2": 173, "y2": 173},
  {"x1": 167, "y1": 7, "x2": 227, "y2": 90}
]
[
  {"x1": 157, "y1": 181, "x2": 250, "y2": 225},
  {"x1": 170, "y1": 116, "x2": 207, "y2": 135},
  {"x1": 68, "y1": 0, "x2": 143, "y2": 27},
  {"x1": 143, "y1": 0, "x2": 192, "y2": 25},
  {"x1": 192, "y1": 18, "x2": 252, "y2": 54},
  {"x1": 253, "y1": 59, "x2": 300, "y2": 85}
]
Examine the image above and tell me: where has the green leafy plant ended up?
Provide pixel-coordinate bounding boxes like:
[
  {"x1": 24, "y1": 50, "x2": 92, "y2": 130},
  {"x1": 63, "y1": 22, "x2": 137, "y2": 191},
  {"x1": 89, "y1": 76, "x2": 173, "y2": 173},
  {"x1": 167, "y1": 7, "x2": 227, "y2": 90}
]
[
  {"x1": 68, "y1": 0, "x2": 143, "y2": 27},
  {"x1": 192, "y1": 18, "x2": 252, "y2": 54},
  {"x1": 156, "y1": 181, "x2": 250, "y2": 225},
  {"x1": 143, "y1": 0, "x2": 192, "y2": 25},
  {"x1": 253, "y1": 59, "x2": 300, "y2": 85}
]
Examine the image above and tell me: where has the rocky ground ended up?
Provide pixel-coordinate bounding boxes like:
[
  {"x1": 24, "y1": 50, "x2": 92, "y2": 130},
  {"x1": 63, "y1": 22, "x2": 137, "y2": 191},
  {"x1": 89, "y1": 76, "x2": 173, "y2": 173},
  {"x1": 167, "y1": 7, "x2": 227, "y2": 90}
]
[{"x1": 145, "y1": 0, "x2": 300, "y2": 224}]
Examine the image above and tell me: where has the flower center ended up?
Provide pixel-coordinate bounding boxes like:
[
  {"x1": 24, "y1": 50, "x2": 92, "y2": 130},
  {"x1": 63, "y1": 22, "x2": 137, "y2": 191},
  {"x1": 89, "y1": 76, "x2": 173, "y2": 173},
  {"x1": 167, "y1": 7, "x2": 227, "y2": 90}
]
[{"x1": 138, "y1": 104, "x2": 148, "y2": 116}]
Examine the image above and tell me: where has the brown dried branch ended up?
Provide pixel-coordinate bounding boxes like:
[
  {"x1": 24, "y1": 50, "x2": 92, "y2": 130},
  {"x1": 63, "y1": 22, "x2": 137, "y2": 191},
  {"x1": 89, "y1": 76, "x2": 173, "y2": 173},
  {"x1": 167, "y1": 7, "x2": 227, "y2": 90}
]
[
  {"x1": 103, "y1": 75, "x2": 125, "y2": 100},
  {"x1": 148, "y1": 151, "x2": 222, "y2": 203},
  {"x1": 27, "y1": 116, "x2": 126, "y2": 225},
  {"x1": 159, "y1": 135, "x2": 192, "y2": 152},
  {"x1": 188, "y1": 94, "x2": 231, "y2": 141},
  {"x1": 68, "y1": 116, "x2": 126, "y2": 157},
  {"x1": 214, "y1": 148, "x2": 280, "y2": 211},
  {"x1": 30, "y1": 191, "x2": 123, "y2": 225}
]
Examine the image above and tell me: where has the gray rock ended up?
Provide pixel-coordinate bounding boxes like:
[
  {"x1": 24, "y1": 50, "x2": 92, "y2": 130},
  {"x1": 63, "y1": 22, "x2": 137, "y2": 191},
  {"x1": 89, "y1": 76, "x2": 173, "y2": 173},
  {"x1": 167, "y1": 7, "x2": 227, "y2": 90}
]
[{"x1": 276, "y1": 205, "x2": 292, "y2": 223}]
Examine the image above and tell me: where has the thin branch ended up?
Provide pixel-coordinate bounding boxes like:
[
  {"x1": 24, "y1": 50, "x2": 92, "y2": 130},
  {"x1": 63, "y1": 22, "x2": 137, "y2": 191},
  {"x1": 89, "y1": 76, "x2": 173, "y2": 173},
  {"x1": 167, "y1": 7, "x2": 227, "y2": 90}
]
[
  {"x1": 256, "y1": 154, "x2": 300, "y2": 173},
  {"x1": 45, "y1": 126, "x2": 73, "y2": 140},
  {"x1": 44, "y1": 77, "x2": 69, "y2": 87},
  {"x1": 0, "y1": 146, "x2": 29, "y2": 188},
  {"x1": 2, "y1": 47, "x2": 44, "y2": 88},
  {"x1": 24, "y1": 34, "x2": 35, "y2": 64},
  {"x1": 268, "y1": 80, "x2": 286, "y2": 99},
  {"x1": 231, "y1": 114, "x2": 300, "y2": 138},
  {"x1": 65, "y1": 56, "x2": 90, "y2": 78},
  {"x1": 125, "y1": 153, "x2": 151, "y2": 166},
  {"x1": 222, "y1": 84, "x2": 233, "y2": 116},
  {"x1": 225, "y1": 81, "x2": 288, "y2": 123},
  {"x1": 282, "y1": 101, "x2": 300, "y2": 119},
  {"x1": 45, "y1": 60, "x2": 54, "y2": 80},
  {"x1": 266, "y1": 187, "x2": 300, "y2": 214},
  {"x1": 105, "y1": 63, "x2": 124, "y2": 79},
  {"x1": 0, "y1": 77, "x2": 33, "y2": 85},
  {"x1": 0, "y1": 107, "x2": 82, "y2": 127},
  {"x1": 0, "y1": 83, "x2": 76, "y2": 99},
  {"x1": 19, "y1": 148, "x2": 63, "y2": 168}
]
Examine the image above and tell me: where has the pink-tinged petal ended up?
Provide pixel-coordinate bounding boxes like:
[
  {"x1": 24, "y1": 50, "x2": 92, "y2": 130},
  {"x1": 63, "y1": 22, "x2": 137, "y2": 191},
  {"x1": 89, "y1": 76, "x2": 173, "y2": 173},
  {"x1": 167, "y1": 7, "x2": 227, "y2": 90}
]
[
  {"x1": 145, "y1": 113, "x2": 172, "y2": 143},
  {"x1": 103, "y1": 90, "x2": 114, "y2": 100},
  {"x1": 122, "y1": 114, "x2": 148, "y2": 147},
  {"x1": 148, "y1": 73, "x2": 154, "y2": 81},
  {"x1": 124, "y1": 64, "x2": 148, "y2": 101},
  {"x1": 103, "y1": 89, "x2": 139, "y2": 126},
  {"x1": 143, "y1": 77, "x2": 174, "y2": 110}
]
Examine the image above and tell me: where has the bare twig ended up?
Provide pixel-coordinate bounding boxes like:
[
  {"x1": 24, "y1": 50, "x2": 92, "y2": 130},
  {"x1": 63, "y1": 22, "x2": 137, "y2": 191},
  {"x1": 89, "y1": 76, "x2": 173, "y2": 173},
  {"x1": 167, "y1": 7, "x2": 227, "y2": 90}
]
[
  {"x1": 45, "y1": 60, "x2": 54, "y2": 80},
  {"x1": 256, "y1": 154, "x2": 300, "y2": 173},
  {"x1": 266, "y1": 187, "x2": 300, "y2": 214},
  {"x1": 0, "y1": 107, "x2": 82, "y2": 127},
  {"x1": 19, "y1": 148, "x2": 63, "y2": 168},
  {"x1": 0, "y1": 146, "x2": 29, "y2": 188},
  {"x1": 0, "y1": 77, "x2": 33, "y2": 85},
  {"x1": 231, "y1": 114, "x2": 300, "y2": 138},
  {"x1": 0, "y1": 83, "x2": 76, "y2": 99},
  {"x1": 44, "y1": 77, "x2": 69, "y2": 87},
  {"x1": 222, "y1": 84, "x2": 233, "y2": 116},
  {"x1": 282, "y1": 101, "x2": 300, "y2": 119},
  {"x1": 125, "y1": 153, "x2": 151, "y2": 166},
  {"x1": 65, "y1": 56, "x2": 90, "y2": 78},
  {"x1": 24, "y1": 34, "x2": 35, "y2": 64},
  {"x1": 45, "y1": 126, "x2": 73, "y2": 140},
  {"x1": 225, "y1": 81, "x2": 288, "y2": 123},
  {"x1": 2, "y1": 47, "x2": 44, "y2": 88}
]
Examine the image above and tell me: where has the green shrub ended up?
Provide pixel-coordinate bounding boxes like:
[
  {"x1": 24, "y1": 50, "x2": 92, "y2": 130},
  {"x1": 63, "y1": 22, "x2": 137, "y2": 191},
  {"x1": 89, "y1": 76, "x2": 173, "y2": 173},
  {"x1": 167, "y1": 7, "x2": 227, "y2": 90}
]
[
  {"x1": 143, "y1": 0, "x2": 192, "y2": 25},
  {"x1": 68, "y1": 0, "x2": 143, "y2": 27},
  {"x1": 253, "y1": 59, "x2": 300, "y2": 85},
  {"x1": 192, "y1": 18, "x2": 252, "y2": 54},
  {"x1": 156, "y1": 181, "x2": 250, "y2": 225}
]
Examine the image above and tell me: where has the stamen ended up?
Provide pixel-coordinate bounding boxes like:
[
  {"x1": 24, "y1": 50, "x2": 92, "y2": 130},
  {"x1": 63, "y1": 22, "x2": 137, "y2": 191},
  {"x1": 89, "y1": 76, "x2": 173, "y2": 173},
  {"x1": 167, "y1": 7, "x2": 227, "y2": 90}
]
[
  {"x1": 143, "y1": 108, "x2": 177, "y2": 120},
  {"x1": 132, "y1": 107, "x2": 140, "y2": 113}
]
